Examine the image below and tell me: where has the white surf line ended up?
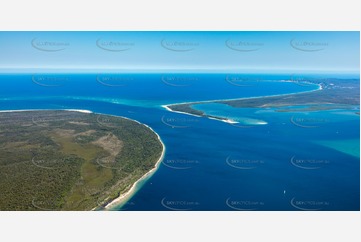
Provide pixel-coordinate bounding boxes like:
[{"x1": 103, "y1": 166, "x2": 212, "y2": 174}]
[
  {"x1": 90, "y1": 112, "x2": 166, "y2": 210},
  {"x1": 103, "y1": 142, "x2": 165, "y2": 210},
  {"x1": 207, "y1": 116, "x2": 239, "y2": 124},
  {"x1": 0, "y1": 109, "x2": 93, "y2": 113},
  {"x1": 161, "y1": 105, "x2": 202, "y2": 118}
]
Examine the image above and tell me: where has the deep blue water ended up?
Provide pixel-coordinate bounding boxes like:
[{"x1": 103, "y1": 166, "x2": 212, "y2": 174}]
[{"x1": 0, "y1": 73, "x2": 359, "y2": 211}]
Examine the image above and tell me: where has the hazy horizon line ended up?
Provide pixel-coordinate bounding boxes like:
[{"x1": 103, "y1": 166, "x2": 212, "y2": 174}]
[{"x1": 0, "y1": 68, "x2": 359, "y2": 75}]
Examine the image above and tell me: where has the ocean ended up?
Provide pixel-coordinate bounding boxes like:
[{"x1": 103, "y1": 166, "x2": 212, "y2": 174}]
[{"x1": 0, "y1": 73, "x2": 359, "y2": 211}]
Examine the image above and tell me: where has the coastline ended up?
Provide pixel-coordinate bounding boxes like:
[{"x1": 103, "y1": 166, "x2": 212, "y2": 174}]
[
  {"x1": 161, "y1": 82, "x2": 323, "y2": 124},
  {"x1": 207, "y1": 116, "x2": 240, "y2": 124},
  {"x1": 101, "y1": 123, "x2": 165, "y2": 210},
  {"x1": 161, "y1": 105, "x2": 202, "y2": 118},
  {"x1": 90, "y1": 112, "x2": 166, "y2": 210},
  {"x1": 0, "y1": 108, "x2": 165, "y2": 211},
  {"x1": 0, "y1": 109, "x2": 93, "y2": 113}
]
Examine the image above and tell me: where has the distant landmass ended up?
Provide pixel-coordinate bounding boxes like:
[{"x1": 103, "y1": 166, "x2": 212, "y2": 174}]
[
  {"x1": 0, "y1": 110, "x2": 164, "y2": 211},
  {"x1": 165, "y1": 78, "x2": 360, "y2": 123}
]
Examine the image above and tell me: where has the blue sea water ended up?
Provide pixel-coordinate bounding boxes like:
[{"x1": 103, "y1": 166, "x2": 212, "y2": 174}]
[
  {"x1": 0, "y1": 73, "x2": 359, "y2": 211},
  {"x1": 0, "y1": 73, "x2": 321, "y2": 106}
]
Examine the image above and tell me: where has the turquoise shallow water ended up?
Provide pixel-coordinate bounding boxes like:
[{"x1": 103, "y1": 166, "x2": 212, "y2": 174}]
[
  {"x1": 0, "y1": 74, "x2": 359, "y2": 211},
  {"x1": 192, "y1": 103, "x2": 269, "y2": 125}
]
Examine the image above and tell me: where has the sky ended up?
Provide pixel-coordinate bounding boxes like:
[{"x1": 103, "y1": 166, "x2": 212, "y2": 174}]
[{"x1": 0, "y1": 31, "x2": 359, "y2": 74}]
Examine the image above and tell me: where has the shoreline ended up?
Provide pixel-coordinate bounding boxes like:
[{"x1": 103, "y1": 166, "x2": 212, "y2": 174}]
[
  {"x1": 90, "y1": 112, "x2": 165, "y2": 210},
  {"x1": 207, "y1": 116, "x2": 240, "y2": 124},
  {"x1": 161, "y1": 105, "x2": 202, "y2": 118},
  {"x1": 161, "y1": 82, "x2": 323, "y2": 124},
  {"x1": 0, "y1": 108, "x2": 165, "y2": 211},
  {"x1": 0, "y1": 109, "x2": 93, "y2": 114},
  {"x1": 101, "y1": 122, "x2": 165, "y2": 210}
]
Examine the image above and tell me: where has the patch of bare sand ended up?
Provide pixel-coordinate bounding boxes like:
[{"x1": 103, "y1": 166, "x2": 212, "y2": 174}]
[
  {"x1": 75, "y1": 130, "x2": 97, "y2": 136},
  {"x1": 92, "y1": 133, "x2": 123, "y2": 159}
]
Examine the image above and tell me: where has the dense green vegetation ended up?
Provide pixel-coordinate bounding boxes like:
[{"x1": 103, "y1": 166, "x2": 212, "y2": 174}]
[{"x1": 0, "y1": 111, "x2": 163, "y2": 211}]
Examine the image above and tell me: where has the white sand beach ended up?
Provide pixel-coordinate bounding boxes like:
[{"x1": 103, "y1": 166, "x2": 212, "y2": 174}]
[
  {"x1": 90, "y1": 112, "x2": 166, "y2": 210},
  {"x1": 161, "y1": 105, "x2": 202, "y2": 118},
  {"x1": 102, "y1": 126, "x2": 165, "y2": 210},
  {"x1": 0, "y1": 109, "x2": 93, "y2": 113}
]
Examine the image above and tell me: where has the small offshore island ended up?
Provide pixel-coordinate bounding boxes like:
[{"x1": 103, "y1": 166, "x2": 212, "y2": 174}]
[
  {"x1": 164, "y1": 78, "x2": 360, "y2": 123},
  {"x1": 0, "y1": 110, "x2": 164, "y2": 211}
]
